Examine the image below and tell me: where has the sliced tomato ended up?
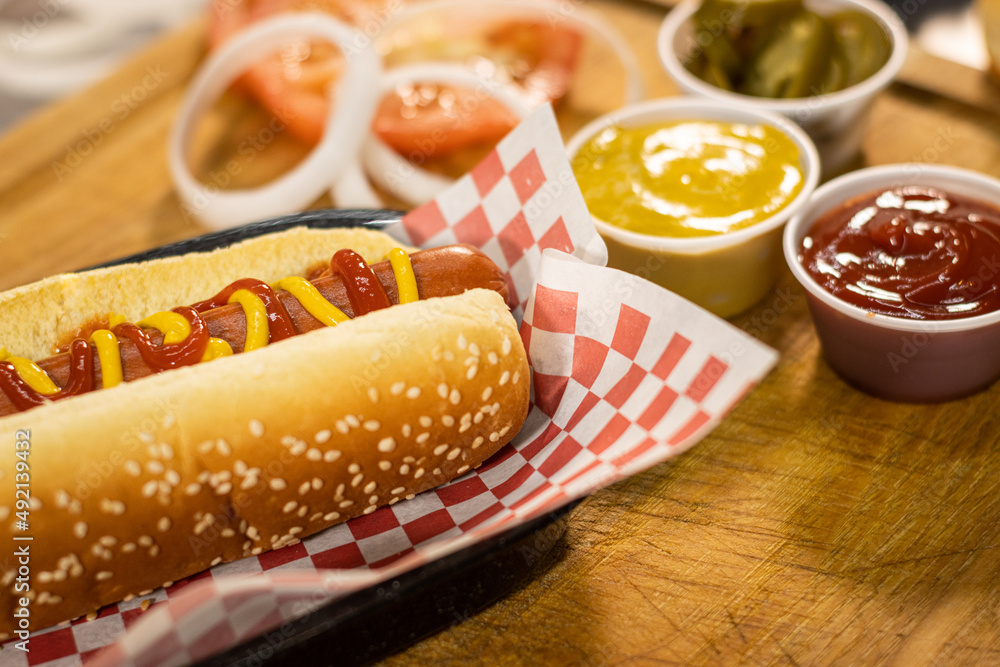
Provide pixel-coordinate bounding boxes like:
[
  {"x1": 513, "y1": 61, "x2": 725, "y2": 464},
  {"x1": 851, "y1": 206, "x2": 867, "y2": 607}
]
[{"x1": 206, "y1": 0, "x2": 582, "y2": 155}]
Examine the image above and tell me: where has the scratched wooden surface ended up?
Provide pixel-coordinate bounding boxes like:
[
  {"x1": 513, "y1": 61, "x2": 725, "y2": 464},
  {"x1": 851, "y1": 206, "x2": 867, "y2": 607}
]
[{"x1": 2, "y1": 0, "x2": 1000, "y2": 664}]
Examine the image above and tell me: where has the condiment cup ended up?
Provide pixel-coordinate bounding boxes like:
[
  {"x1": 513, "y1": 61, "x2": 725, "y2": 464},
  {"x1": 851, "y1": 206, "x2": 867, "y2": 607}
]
[
  {"x1": 783, "y1": 164, "x2": 1000, "y2": 402},
  {"x1": 658, "y1": 0, "x2": 908, "y2": 178},
  {"x1": 566, "y1": 98, "x2": 820, "y2": 318}
]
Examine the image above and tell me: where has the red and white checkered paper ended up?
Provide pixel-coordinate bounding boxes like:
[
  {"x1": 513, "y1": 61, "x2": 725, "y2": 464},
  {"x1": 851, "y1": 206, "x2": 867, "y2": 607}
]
[{"x1": 5, "y1": 105, "x2": 777, "y2": 667}]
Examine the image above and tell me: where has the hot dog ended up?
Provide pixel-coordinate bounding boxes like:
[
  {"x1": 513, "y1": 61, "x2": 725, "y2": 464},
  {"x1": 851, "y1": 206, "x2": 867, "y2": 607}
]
[
  {"x1": 0, "y1": 244, "x2": 507, "y2": 417},
  {"x1": 0, "y1": 227, "x2": 530, "y2": 638}
]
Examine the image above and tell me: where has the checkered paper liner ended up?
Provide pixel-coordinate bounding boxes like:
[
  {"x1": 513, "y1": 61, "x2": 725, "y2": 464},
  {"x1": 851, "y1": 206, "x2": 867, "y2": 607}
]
[{"x1": 4, "y1": 105, "x2": 777, "y2": 667}]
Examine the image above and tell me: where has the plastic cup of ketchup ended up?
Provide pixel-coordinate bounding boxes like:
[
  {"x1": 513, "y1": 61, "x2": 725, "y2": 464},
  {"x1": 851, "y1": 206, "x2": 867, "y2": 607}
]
[
  {"x1": 567, "y1": 98, "x2": 820, "y2": 319},
  {"x1": 658, "y1": 0, "x2": 908, "y2": 179},
  {"x1": 784, "y1": 164, "x2": 1000, "y2": 402}
]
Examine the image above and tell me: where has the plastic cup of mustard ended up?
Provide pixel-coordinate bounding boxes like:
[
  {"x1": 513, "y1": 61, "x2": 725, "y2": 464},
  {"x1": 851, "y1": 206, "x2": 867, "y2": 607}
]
[
  {"x1": 783, "y1": 164, "x2": 1000, "y2": 402},
  {"x1": 658, "y1": 0, "x2": 908, "y2": 178},
  {"x1": 566, "y1": 97, "x2": 820, "y2": 318}
]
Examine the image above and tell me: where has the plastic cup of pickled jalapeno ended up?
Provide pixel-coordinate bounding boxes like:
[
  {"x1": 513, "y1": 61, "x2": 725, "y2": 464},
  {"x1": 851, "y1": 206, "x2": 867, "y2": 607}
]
[
  {"x1": 783, "y1": 164, "x2": 1000, "y2": 402},
  {"x1": 658, "y1": 0, "x2": 908, "y2": 177},
  {"x1": 566, "y1": 98, "x2": 819, "y2": 318}
]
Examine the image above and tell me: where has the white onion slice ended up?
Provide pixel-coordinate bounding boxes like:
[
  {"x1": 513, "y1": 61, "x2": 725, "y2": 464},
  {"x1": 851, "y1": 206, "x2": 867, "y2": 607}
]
[
  {"x1": 168, "y1": 13, "x2": 382, "y2": 230},
  {"x1": 359, "y1": 62, "x2": 532, "y2": 207},
  {"x1": 356, "y1": 0, "x2": 645, "y2": 207},
  {"x1": 380, "y1": 0, "x2": 645, "y2": 106}
]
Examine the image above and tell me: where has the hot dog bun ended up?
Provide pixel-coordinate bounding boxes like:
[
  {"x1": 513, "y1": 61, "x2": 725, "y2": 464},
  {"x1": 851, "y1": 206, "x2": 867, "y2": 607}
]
[{"x1": 0, "y1": 227, "x2": 530, "y2": 637}]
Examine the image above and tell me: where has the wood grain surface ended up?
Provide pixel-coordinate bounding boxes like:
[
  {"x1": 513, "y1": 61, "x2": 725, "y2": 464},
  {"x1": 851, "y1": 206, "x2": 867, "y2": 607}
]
[{"x1": 2, "y1": 1, "x2": 1000, "y2": 664}]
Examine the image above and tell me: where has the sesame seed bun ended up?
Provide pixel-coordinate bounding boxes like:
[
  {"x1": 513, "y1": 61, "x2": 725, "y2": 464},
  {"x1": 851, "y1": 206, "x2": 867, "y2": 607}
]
[{"x1": 0, "y1": 228, "x2": 529, "y2": 636}]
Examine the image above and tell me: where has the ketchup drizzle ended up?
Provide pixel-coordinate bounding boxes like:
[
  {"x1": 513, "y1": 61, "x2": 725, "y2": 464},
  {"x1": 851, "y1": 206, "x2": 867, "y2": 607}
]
[
  {"x1": 193, "y1": 279, "x2": 296, "y2": 342},
  {"x1": 0, "y1": 363, "x2": 48, "y2": 411},
  {"x1": 331, "y1": 249, "x2": 391, "y2": 315},
  {"x1": 113, "y1": 307, "x2": 210, "y2": 371},
  {"x1": 51, "y1": 339, "x2": 94, "y2": 399}
]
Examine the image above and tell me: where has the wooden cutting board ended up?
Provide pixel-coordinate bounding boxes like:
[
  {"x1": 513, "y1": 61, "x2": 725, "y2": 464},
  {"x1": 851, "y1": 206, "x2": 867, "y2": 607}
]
[{"x1": 1, "y1": 1, "x2": 1000, "y2": 663}]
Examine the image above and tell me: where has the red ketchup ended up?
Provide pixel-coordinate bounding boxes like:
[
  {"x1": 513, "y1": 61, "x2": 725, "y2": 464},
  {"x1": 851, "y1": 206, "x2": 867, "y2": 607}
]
[{"x1": 800, "y1": 186, "x2": 1000, "y2": 319}]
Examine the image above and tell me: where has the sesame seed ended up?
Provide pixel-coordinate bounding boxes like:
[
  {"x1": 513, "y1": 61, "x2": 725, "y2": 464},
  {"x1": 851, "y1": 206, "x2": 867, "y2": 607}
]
[
  {"x1": 139, "y1": 431, "x2": 154, "y2": 444},
  {"x1": 474, "y1": 412, "x2": 484, "y2": 425},
  {"x1": 378, "y1": 437, "x2": 397, "y2": 453},
  {"x1": 481, "y1": 387, "x2": 493, "y2": 402},
  {"x1": 122, "y1": 543, "x2": 136, "y2": 553},
  {"x1": 198, "y1": 440, "x2": 214, "y2": 454},
  {"x1": 346, "y1": 415, "x2": 361, "y2": 428},
  {"x1": 466, "y1": 365, "x2": 478, "y2": 380},
  {"x1": 348, "y1": 463, "x2": 361, "y2": 474},
  {"x1": 391, "y1": 487, "x2": 406, "y2": 495},
  {"x1": 379, "y1": 460, "x2": 392, "y2": 471},
  {"x1": 469, "y1": 343, "x2": 481, "y2": 356},
  {"x1": 339, "y1": 500, "x2": 354, "y2": 509},
  {"x1": 457, "y1": 333, "x2": 468, "y2": 350},
  {"x1": 68, "y1": 499, "x2": 82, "y2": 514},
  {"x1": 290, "y1": 441, "x2": 307, "y2": 456},
  {"x1": 269, "y1": 478, "x2": 287, "y2": 491},
  {"x1": 138, "y1": 535, "x2": 153, "y2": 547},
  {"x1": 363, "y1": 420, "x2": 381, "y2": 432},
  {"x1": 149, "y1": 545, "x2": 160, "y2": 557},
  {"x1": 96, "y1": 571, "x2": 113, "y2": 581},
  {"x1": 447, "y1": 448, "x2": 462, "y2": 461},
  {"x1": 297, "y1": 505, "x2": 309, "y2": 517},
  {"x1": 459, "y1": 423, "x2": 471, "y2": 434},
  {"x1": 251, "y1": 547, "x2": 263, "y2": 555},
  {"x1": 433, "y1": 444, "x2": 449, "y2": 456},
  {"x1": 324, "y1": 450, "x2": 341, "y2": 463},
  {"x1": 161, "y1": 444, "x2": 175, "y2": 460},
  {"x1": 442, "y1": 415, "x2": 455, "y2": 427},
  {"x1": 216, "y1": 482, "x2": 233, "y2": 495},
  {"x1": 125, "y1": 460, "x2": 142, "y2": 477},
  {"x1": 55, "y1": 490, "x2": 70, "y2": 508},
  {"x1": 249, "y1": 419, "x2": 264, "y2": 437},
  {"x1": 414, "y1": 468, "x2": 425, "y2": 479},
  {"x1": 363, "y1": 481, "x2": 377, "y2": 494},
  {"x1": 222, "y1": 528, "x2": 235, "y2": 538},
  {"x1": 211, "y1": 557, "x2": 223, "y2": 566},
  {"x1": 283, "y1": 501, "x2": 297, "y2": 514},
  {"x1": 310, "y1": 512, "x2": 323, "y2": 522},
  {"x1": 241, "y1": 476, "x2": 259, "y2": 491},
  {"x1": 488, "y1": 351, "x2": 499, "y2": 365},
  {"x1": 502, "y1": 337, "x2": 512, "y2": 355},
  {"x1": 141, "y1": 481, "x2": 158, "y2": 498},
  {"x1": 512, "y1": 371, "x2": 521, "y2": 385},
  {"x1": 472, "y1": 436, "x2": 484, "y2": 449},
  {"x1": 166, "y1": 470, "x2": 181, "y2": 487},
  {"x1": 419, "y1": 416, "x2": 432, "y2": 428},
  {"x1": 298, "y1": 482, "x2": 311, "y2": 496},
  {"x1": 99, "y1": 536, "x2": 117, "y2": 547},
  {"x1": 416, "y1": 433, "x2": 430, "y2": 445},
  {"x1": 389, "y1": 498, "x2": 400, "y2": 505},
  {"x1": 399, "y1": 464, "x2": 410, "y2": 475},
  {"x1": 289, "y1": 526, "x2": 304, "y2": 535},
  {"x1": 158, "y1": 517, "x2": 171, "y2": 532},
  {"x1": 401, "y1": 424, "x2": 412, "y2": 438},
  {"x1": 363, "y1": 505, "x2": 377, "y2": 515},
  {"x1": 73, "y1": 522, "x2": 87, "y2": 538},
  {"x1": 323, "y1": 512, "x2": 340, "y2": 521},
  {"x1": 312, "y1": 478, "x2": 323, "y2": 490},
  {"x1": 500, "y1": 425, "x2": 511, "y2": 436},
  {"x1": 38, "y1": 571, "x2": 53, "y2": 584},
  {"x1": 315, "y1": 430, "x2": 331, "y2": 444},
  {"x1": 334, "y1": 483, "x2": 345, "y2": 501},
  {"x1": 335, "y1": 420, "x2": 349, "y2": 435},
  {"x1": 406, "y1": 386, "x2": 421, "y2": 399},
  {"x1": 368, "y1": 495, "x2": 379, "y2": 505},
  {"x1": 368, "y1": 387, "x2": 379, "y2": 403},
  {"x1": 216, "y1": 439, "x2": 232, "y2": 456},
  {"x1": 437, "y1": 383, "x2": 449, "y2": 399},
  {"x1": 185, "y1": 483, "x2": 201, "y2": 496},
  {"x1": 489, "y1": 432, "x2": 501, "y2": 442},
  {"x1": 351, "y1": 473, "x2": 364, "y2": 488},
  {"x1": 307, "y1": 448, "x2": 322, "y2": 461},
  {"x1": 391, "y1": 381, "x2": 406, "y2": 395},
  {"x1": 247, "y1": 526, "x2": 260, "y2": 540}
]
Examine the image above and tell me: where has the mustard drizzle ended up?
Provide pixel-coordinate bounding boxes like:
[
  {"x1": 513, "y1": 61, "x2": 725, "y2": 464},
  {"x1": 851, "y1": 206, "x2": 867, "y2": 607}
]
[{"x1": 0, "y1": 248, "x2": 419, "y2": 400}]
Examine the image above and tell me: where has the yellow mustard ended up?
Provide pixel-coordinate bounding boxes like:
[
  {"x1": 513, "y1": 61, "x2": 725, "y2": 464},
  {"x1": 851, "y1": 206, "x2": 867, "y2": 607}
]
[
  {"x1": 271, "y1": 276, "x2": 350, "y2": 327},
  {"x1": 572, "y1": 120, "x2": 804, "y2": 238},
  {"x1": 89, "y1": 330, "x2": 123, "y2": 388}
]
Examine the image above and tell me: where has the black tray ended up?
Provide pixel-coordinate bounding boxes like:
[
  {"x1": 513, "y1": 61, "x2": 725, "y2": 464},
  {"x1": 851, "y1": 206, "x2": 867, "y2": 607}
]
[{"x1": 92, "y1": 209, "x2": 575, "y2": 666}]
